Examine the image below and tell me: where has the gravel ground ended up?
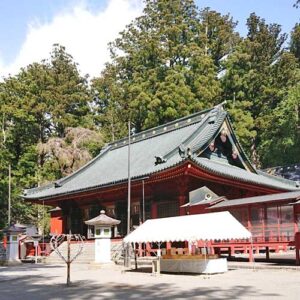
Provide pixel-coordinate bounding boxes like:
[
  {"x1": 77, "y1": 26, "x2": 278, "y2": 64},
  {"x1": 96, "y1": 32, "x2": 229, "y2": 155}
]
[{"x1": 0, "y1": 262, "x2": 299, "y2": 300}]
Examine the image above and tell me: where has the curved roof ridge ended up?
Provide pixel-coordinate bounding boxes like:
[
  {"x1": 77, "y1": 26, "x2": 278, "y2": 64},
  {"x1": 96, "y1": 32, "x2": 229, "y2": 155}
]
[
  {"x1": 162, "y1": 107, "x2": 227, "y2": 160},
  {"x1": 107, "y1": 107, "x2": 214, "y2": 151}
]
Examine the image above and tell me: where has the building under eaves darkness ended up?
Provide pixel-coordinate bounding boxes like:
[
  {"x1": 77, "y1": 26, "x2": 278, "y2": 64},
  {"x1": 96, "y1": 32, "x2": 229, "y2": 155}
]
[{"x1": 23, "y1": 104, "x2": 299, "y2": 236}]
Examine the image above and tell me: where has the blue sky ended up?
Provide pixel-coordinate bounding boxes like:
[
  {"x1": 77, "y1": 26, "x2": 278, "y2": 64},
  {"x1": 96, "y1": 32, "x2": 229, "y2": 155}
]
[{"x1": 0, "y1": 0, "x2": 299, "y2": 79}]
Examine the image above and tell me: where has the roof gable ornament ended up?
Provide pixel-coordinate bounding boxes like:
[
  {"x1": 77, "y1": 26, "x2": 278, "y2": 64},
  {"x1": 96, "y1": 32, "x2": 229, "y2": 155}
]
[
  {"x1": 178, "y1": 144, "x2": 192, "y2": 159},
  {"x1": 155, "y1": 155, "x2": 167, "y2": 165},
  {"x1": 54, "y1": 182, "x2": 62, "y2": 188}
]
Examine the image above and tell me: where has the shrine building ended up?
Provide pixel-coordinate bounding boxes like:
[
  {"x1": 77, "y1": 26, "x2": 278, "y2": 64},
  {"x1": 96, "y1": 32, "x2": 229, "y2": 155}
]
[{"x1": 23, "y1": 105, "x2": 300, "y2": 253}]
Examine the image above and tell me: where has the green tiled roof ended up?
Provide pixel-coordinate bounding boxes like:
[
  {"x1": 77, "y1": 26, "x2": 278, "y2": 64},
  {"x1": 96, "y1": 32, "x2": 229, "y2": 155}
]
[
  {"x1": 24, "y1": 105, "x2": 299, "y2": 200},
  {"x1": 191, "y1": 157, "x2": 298, "y2": 191}
]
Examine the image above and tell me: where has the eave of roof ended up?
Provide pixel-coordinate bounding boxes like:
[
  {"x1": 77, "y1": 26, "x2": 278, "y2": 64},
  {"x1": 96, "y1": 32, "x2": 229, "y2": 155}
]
[
  {"x1": 191, "y1": 156, "x2": 299, "y2": 192},
  {"x1": 209, "y1": 190, "x2": 300, "y2": 209}
]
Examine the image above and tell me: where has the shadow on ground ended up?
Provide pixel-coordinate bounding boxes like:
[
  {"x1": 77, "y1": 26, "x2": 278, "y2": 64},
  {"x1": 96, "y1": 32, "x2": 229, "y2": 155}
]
[{"x1": 0, "y1": 271, "x2": 281, "y2": 300}]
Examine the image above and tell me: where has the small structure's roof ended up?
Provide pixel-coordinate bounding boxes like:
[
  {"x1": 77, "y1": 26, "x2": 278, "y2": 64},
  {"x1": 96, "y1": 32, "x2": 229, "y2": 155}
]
[
  {"x1": 123, "y1": 211, "x2": 251, "y2": 243},
  {"x1": 23, "y1": 105, "x2": 299, "y2": 201},
  {"x1": 85, "y1": 210, "x2": 120, "y2": 226},
  {"x1": 49, "y1": 207, "x2": 62, "y2": 212},
  {"x1": 181, "y1": 186, "x2": 225, "y2": 207},
  {"x1": 210, "y1": 190, "x2": 300, "y2": 209},
  {"x1": 1, "y1": 224, "x2": 26, "y2": 234}
]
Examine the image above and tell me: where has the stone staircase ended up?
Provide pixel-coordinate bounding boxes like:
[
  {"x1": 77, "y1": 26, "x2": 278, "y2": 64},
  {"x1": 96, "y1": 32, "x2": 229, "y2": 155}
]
[
  {"x1": 45, "y1": 240, "x2": 124, "y2": 264},
  {"x1": 44, "y1": 240, "x2": 155, "y2": 268},
  {"x1": 45, "y1": 241, "x2": 94, "y2": 264}
]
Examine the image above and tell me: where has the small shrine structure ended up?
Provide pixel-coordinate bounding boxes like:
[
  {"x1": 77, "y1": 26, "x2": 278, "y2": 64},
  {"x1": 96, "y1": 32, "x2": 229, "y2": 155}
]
[
  {"x1": 85, "y1": 210, "x2": 120, "y2": 263},
  {"x1": 2, "y1": 224, "x2": 26, "y2": 264}
]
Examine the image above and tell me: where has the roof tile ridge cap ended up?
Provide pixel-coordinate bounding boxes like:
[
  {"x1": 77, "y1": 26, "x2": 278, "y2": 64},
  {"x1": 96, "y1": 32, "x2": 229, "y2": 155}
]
[
  {"x1": 56, "y1": 144, "x2": 113, "y2": 186},
  {"x1": 182, "y1": 109, "x2": 219, "y2": 145},
  {"x1": 190, "y1": 109, "x2": 227, "y2": 152},
  {"x1": 161, "y1": 109, "x2": 218, "y2": 161},
  {"x1": 113, "y1": 107, "x2": 215, "y2": 146},
  {"x1": 177, "y1": 111, "x2": 225, "y2": 156}
]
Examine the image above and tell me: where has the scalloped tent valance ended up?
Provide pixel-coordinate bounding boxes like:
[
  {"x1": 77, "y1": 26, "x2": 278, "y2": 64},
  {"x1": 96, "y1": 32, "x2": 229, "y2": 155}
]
[{"x1": 123, "y1": 211, "x2": 251, "y2": 244}]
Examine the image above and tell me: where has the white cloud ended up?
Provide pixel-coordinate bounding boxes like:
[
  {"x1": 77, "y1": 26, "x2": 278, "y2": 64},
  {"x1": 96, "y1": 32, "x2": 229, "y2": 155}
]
[{"x1": 0, "y1": 0, "x2": 143, "y2": 79}]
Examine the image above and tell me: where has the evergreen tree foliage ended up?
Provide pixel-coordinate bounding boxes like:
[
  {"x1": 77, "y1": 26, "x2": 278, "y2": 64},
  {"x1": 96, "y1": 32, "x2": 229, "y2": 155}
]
[
  {"x1": 259, "y1": 84, "x2": 300, "y2": 166},
  {"x1": 290, "y1": 23, "x2": 300, "y2": 63},
  {"x1": 0, "y1": 45, "x2": 98, "y2": 229},
  {"x1": 221, "y1": 13, "x2": 299, "y2": 166},
  {"x1": 92, "y1": 0, "x2": 239, "y2": 139}
]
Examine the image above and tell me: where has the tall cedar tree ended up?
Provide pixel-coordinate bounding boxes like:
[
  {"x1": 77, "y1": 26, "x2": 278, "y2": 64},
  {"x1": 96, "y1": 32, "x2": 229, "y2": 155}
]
[
  {"x1": 92, "y1": 0, "x2": 239, "y2": 139},
  {"x1": 0, "y1": 45, "x2": 95, "y2": 228},
  {"x1": 221, "y1": 13, "x2": 299, "y2": 167}
]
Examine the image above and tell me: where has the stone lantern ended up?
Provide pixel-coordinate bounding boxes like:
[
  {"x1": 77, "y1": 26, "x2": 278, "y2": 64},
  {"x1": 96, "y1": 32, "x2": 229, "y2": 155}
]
[
  {"x1": 2, "y1": 224, "x2": 26, "y2": 264},
  {"x1": 85, "y1": 210, "x2": 120, "y2": 263}
]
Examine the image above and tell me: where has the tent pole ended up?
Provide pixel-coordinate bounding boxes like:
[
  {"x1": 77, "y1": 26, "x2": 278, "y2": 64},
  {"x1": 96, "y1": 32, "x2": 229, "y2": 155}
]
[{"x1": 134, "y1": 243, "x2": 138, "y2": 270}]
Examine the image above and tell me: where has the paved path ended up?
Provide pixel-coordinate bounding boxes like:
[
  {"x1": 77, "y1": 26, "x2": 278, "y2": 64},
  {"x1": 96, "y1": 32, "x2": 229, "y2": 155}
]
[{"x1": 0, "y1": 262, "x2": 299, "y2": 299}]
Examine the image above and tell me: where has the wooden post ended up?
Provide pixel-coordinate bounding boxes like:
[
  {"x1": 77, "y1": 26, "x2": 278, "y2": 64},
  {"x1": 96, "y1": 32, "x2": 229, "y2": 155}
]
[
  {"x1": 295, "y1": 232, "x2": 300, "y2": 265},
  {"x1": 67, "y1": 235, "x2": 71, "y2": 286},
  {"x1": 166, "y1": 242, "x2": 171, "y2": 251},
  {"x1": 247, "y1": 206, "x2": 252, "y2": 231},
  {"x1": 293, "y1": 206, "x2": 298, "y2": 235},
  {"x1": 146, "y1": 242, "x2": 151, "y2": 257},
  {"x1": 178, "y1": 195, "x2": 186, "y2": 216},
  {"x1": 138, "y1": 243, "x2": 143, "y2": 257},
  {"x1": 248, "y1": 245, "x2": 254, "y2": 263},
  {"x1": 266, "y1": 246, "x2": 270, "y2": 260}
]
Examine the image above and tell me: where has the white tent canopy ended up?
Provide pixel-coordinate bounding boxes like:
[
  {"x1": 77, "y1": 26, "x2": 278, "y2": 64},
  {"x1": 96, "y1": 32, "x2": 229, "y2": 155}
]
[{"x1": 123, "y1": 211, "x2": 251, "y2": 244}]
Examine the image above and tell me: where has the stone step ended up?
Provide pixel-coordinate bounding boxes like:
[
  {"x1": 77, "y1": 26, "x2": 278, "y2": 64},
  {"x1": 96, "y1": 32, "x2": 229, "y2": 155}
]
[
  {"x1": 115, "y1": 257, "x2": 156, "y2": 268},
  {"x1": 44, "y1": 240, "x2": 124, "y2": 265}
]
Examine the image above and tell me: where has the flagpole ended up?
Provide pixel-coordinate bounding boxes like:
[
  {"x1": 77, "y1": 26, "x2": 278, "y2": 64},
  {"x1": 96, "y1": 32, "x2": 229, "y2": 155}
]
[
  {"x1": 125, "y1": 120, "x2": 132, "y2": 268},
  {"x1": 8, "y1": 164, "x2": 11, "y2": 225},
  {"x1": 127, "y1": 120, "x2": 131, "y2": 235}
]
